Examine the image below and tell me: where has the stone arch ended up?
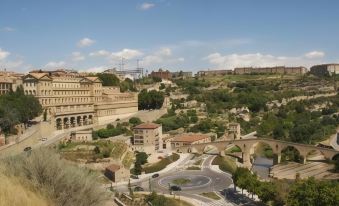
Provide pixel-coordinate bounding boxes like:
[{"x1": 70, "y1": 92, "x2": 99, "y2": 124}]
[
  {"x1": 63, "y1": 117, "x2": 69, "y2": 129},
  {"x1": 88, "y1": 115, "x2": 93, "y2": 124},
  {"x1": 83, "y1": 115, "x2": 88, "y2": 125},
  {"x1": 305, "y1": 149, "x2": 326, "y2": 161},
  {"x1": 56, "y1": 118, "x2": 62, "y2": 130},
  {"x1": 70, "y1": 117, "x2": 76, "y2": 127},
  {"x1": 281, "y1": 145, "x2": 303, "y2": 163},
  {"x1": 203, "y1": 144, "x2": 220, "y2": 154},
  {"x1": 249, "y1": 141, "x2": 276, "y2": 159},
  {"x1": 77, "y1": 116, "x2": 82, "y2": 126},
  {"x1": 332, "y1": 153, "x2": 339, "y2": 161}
]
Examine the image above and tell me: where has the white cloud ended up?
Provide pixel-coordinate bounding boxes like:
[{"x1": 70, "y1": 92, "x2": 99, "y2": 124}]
[
  {"x1": 77, "y1": 37, "x2": 95, "y2": 48},
  {"x1": 71, "y1": 52, "x2": 85, "y2": 61},
  {"x1": 111, "y1": 49, "x2": 143, "y2": 60},
  {"x1": 45, "y1": 61, "x2": 66, "y2": 68},
  {"x1": 204, "y1": 51, "x2": 324, "y2": 69},
  {"x1": 142, "y1": 47, "x2": 184, "y2": 67},
  {"x1": 0, "y1": 48, "x2": 10, "y2": 60},
  {"x1": 155, "y1": 47, "x2": 172, "y2": 56},
  {"x1": 80, "y1": 66, "x2": 108, "y2": 73},
  {"x1": 304, "y1": 50, "x2": 325, "y2": 59},
  {"x1": 1, "y1": 27, "x2": 15, "y2": 32},
  {"x1": 177, "y1": 57, "x2": 185, "y2": 62},
  {"x1": 89, "y1": 50, "x2": 111, "y2": 57},
  {"x1": 139, "y1": 2, "x2": 155, "y2": 10}
]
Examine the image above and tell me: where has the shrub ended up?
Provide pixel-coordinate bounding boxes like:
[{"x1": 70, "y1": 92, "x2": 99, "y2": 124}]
[
  {"x1": 0, "y1": 149, "x2": 108, "y2": 206},
  {"x1": 129, "y1": 117, "x2": 142, "y2": 126}
]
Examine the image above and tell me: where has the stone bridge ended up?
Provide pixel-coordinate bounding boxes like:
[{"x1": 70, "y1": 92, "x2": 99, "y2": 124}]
[{"x1": 176, "y1": 138, "x2": 339, "y2": 168}]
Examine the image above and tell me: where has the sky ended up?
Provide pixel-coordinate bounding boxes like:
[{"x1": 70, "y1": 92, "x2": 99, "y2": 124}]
[{"x1": 1, "y1": 0, "x2": 339, "y2": 73}]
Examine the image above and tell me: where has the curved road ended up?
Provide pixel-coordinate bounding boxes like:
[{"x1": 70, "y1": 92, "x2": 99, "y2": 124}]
[{"x1": 117, "y1": 155, "x2": 234, "y2": 205}]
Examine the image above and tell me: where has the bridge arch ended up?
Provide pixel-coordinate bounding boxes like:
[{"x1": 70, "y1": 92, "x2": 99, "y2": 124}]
[
  {"x1": 305, "y1": 149, "x2": 326, "y2": 161},
  {"x1": 281, "y1": 145, "x2": 303, "y2": 163},
  {"x1": 332, "y1": 153, "x2": 339, "y2": 161},
  {"x1": 203, "y1": 144, "x2": 220, "y2": 155}
]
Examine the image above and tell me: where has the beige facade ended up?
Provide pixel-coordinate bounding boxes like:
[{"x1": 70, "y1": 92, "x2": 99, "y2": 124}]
[
  {"x1": 22, "y1": 70, "x2": 138, "y2": 130},
  {"x1": 68, "y1": 130, "x2": 93, "y2": 142},
  {"x1": 234, "y1": 66, "x2": 307, "y2": 75},
  {"x1": 132, "y1": 123, "x2": 163, "y2": 154},
  {"x1": 171, "y1": 133, "x2": 211, "y2": 149},
  {"x1": 0, "y1": 71, "x2": 23, "y2": 95},
  {"x1": 228, "y1": 123, "x2": 241, "y2": 140},
  {"x1": 196, "y1": 70, "x2": 233, "y2": 77},
  {"x1": 310, "y1": 64, "x2": 339, "y2": 76}
]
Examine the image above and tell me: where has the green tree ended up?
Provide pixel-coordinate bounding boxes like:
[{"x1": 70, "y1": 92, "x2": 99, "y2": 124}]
[
  {"x1": 257, "y1": 182, "x2": 277, "y2": 204},
  {"x1": 159, "y1": 83, "x2": 165, "y2": 90},
  {"x1": 134, "y1": 160, "x2": 142, "y2": 175},
  {"x1": 287, "y1": 178, "x2": 339, "y2": 206},
  {"x1": 129, "y1": 117, "x2": 142, "y2": 126},
  {"x1": 135, "y1": 152, "x2": 148, "y2": 165},
  {"x1": 96, "y1": 73, "x2": 120, "y2": 86},
  {"x1": 138, "y1": 89, "x2": 165, "y2": 110}
]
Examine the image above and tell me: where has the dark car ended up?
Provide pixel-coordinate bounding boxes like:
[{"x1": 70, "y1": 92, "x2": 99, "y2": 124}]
[
  {"x1": 152, "y1": 173, "x2": 159, "y2": 178},
  {"x1": 170, "y1": 185, "x2": 182, "y2": 191},
  {"x1": 130, "y1": 175, "x2": 139, "y2": 179},
  {"x1": 23, "y1": 147, "x2": 32, "y2": 152},
  {"x1": 134, "y1": 186, "x2": 144, "y2": 192}
]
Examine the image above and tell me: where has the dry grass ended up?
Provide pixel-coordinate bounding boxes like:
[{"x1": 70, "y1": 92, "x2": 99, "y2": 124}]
[
  {"x1": 0, "y1": 148, "x2": 109, "y2": 206},
  {"x1": 0, "y1": 172, "x2": 52, "y2": 206}
]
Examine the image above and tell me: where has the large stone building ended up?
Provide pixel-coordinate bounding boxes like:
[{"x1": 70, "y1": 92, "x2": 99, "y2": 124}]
[
  {"x1": 170, "y1": 133, "x2": 211, "y2": 149},
  {"x1": 310, "y1": 64, "x2": 339, "y2": 76},
  {"x1": 234, "y1": 66, "x2": 307, "y2": 75},
  {"x1": 149, "y1": 69, "x2": 171, "y2": 80},
  {"x1": 0, "y1": 71, "x2": 23, "y2": 95},
  {"x1": 132, "y1": 123, "x2": 163, "y2": 154},
  {"x1": 171, "y1": 71, "x2": 192, "y2": 79},
  {"x1": 22, "y1": 70, "x2": 138, "y2": 130},
  {"x1": 196, "y1": 69, "x2": 233, "y2": 77}
]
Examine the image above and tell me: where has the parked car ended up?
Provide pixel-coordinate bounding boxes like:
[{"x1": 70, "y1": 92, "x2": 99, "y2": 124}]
[
  {"x1": 23, "y1": 147, "x2": 32, "y2": 152},
  {"x1": 134, "y1": 186, "x2": 144, "y2": 191},
  {"x1": 152, "y1": 173, "x2": 159, "y2": 178},
  {"x1": 41, "y1": 137, "x2": 47, "y2": 141},
  {"x1": 130, "y1": 175, "x2": 139, "y2": 179},
  {"x1": 170, "y1": 185, "x2": 182, "y2": 191}
]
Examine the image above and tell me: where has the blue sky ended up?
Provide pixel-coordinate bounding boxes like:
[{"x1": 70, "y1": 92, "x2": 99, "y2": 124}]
[{"x1": 0, "y1": 0, "x2": 339, "y2": 73}]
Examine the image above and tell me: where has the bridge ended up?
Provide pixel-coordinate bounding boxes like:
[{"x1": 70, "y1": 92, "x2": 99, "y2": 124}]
[{"x1": 176, "y1": 138, "x2": 339, "y2": 168}]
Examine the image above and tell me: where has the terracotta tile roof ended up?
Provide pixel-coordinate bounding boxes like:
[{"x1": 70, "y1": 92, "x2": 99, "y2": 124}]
[
  {"x1": 29, "y1": 73, "x2": 49, "y2": 79},
  {"x1": 172, "y1": 133, "x2": 210, "y2": 143},
  {"x1": 85, "y1": 76, "x2": 100, "y2": 82},
  {"x1": 106, "y1": 164, "x2": 121, "y2": 172},
  {"x1": 134, "y1": 123, "x2": 160, "y2": 129}
]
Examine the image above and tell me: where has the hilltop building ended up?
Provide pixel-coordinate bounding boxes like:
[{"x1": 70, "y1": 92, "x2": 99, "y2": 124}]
[
  {"x1": 22, "y1": 69, "x2": 138, "y2": 130},
  {"x1": 132, "y1": 123, "x2": 163, "y2": 154},
  {"x1": 234, "y1": 66, "x2": 307, "y2": 75},
  {"x1": 149, "y1": 69, "x2": 171, "y2": 80},
  {"x1": 172, "y1": 71, "x2": 192, "y2": 79},
  {"x1": 310, "y1": 64, "x2": 339, "y2": 76},
  {"x1": 196, "y1": 69, "x2": 233, "y2": 77}
]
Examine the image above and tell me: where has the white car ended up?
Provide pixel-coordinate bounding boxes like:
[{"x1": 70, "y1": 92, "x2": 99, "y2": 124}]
[{"x1": 41, "y1": 138, "x2": 47, "y2": 141}]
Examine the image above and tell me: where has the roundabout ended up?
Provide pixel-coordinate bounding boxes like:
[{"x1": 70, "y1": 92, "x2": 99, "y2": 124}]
[{"x1": 158, "y1": 174, "x2": 212, "y2": 190}]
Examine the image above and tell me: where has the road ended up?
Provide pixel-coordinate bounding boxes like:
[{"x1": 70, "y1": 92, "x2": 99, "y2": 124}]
[{"x1": 115, "y1": 154, "x2": 236, "y2": 206}]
